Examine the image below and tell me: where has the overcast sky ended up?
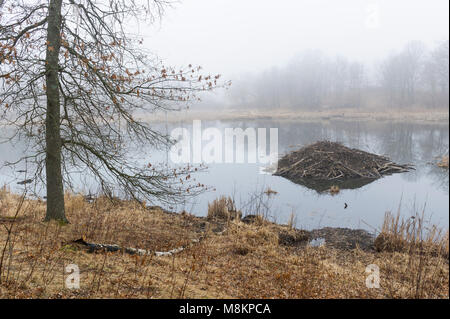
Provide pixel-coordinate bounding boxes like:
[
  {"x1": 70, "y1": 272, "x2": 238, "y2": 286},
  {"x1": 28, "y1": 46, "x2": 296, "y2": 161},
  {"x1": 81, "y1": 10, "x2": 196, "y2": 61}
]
[{"x1": 140, "y1": 0, "x2": 449, "y2": 77}]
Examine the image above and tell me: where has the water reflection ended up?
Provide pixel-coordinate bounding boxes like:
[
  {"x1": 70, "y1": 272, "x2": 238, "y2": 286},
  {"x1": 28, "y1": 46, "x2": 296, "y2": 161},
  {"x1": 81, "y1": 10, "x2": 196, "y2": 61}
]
[
  {"x1": 0, "y1": 119, "x2": 448, "y2": 230},
  {"x1": 427, "y1": 165, "x2": 449, "y2": 193},
  {"x1": 235, "y1": 119, "x2": 448, "y2": 192},
  {"x1": 288, "y1": 176, "x2": 376, "y2": 193}
]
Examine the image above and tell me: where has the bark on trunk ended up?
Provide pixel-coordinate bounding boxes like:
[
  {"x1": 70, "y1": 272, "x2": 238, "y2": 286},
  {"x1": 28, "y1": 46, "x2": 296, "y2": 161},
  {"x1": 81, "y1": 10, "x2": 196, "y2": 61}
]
[{"x1": 44, "y1": 0, "x2": 66, "y2": 222}]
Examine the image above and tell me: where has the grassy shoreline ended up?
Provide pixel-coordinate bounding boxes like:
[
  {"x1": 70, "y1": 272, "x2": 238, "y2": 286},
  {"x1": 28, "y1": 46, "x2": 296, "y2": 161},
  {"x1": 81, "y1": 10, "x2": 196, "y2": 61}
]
[
  {"x1": 140, "y1": 107, "x2": 450, "y2": 124},
  {"x1": 0, "y1": 189, "x2": 448, "y2": 299}
]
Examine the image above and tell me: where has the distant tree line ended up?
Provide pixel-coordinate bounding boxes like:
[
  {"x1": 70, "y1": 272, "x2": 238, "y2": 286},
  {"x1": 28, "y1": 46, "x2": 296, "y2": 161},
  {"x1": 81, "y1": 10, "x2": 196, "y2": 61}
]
[{"x1": 223, "y1": 40, "x2": 449, "y2": 110}]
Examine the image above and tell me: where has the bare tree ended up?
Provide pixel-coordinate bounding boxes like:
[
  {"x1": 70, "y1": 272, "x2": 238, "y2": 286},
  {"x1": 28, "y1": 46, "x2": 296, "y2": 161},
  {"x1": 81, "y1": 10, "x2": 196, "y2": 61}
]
[
  {"x1": 287, "y1": 50, "x2": 328, "y2": 109},
  {"x1": 431, "y1": 40, "x2": 449, "y2": 107},
  {"x1": 222, "y1": 40, "x2": 446, "y2": 112},
  {"x1": 402, "y1": 41, "x2": 426, "y2": 105},
  {"x1": 347, "y1": 61, "x2": 366, "y2": 108},
  {"x1": 379, "y1": 41, "x2": 425, "y2": 107},
  {"x1": 329, "y1": 56, "x2": 349, "y2": 107},
  {"x1": 0, "y1": 0, "x2": 224, "y2": 222}
]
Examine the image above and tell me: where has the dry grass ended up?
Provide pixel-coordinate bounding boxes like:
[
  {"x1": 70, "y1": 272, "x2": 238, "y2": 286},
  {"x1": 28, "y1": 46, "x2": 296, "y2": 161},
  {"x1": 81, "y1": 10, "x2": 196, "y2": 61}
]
[
  {"x1": 140, "y1": 107, "x2": 449, "y2": 124},
  {"x1": 207, "y1": 196, "x2": 241, "y2": 221},
  {"x1": 330, "y1": 185, "x2": 340, "y2": 194},
  {"x1": 287, "y1": 211, "x2": 297, "y2": 230},
  {"x1": 375, "y1": 211, "x2": 449, "y2": 258},
  {"x1": 374, "y1": 211, "x2": 449, "y2": 298},
  {"x1": 437, "y1": 156, "x2": 449, "y2": 168},
  {"x1": 0, "y1": 190, "x2": 448, "y2": 299}
]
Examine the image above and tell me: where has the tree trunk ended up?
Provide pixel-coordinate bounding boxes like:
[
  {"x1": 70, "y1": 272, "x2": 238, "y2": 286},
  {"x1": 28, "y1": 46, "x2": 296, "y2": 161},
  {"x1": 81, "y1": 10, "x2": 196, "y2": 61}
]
[{"x1": 44, "y1": 0, "x2": 66, "y2": 222}]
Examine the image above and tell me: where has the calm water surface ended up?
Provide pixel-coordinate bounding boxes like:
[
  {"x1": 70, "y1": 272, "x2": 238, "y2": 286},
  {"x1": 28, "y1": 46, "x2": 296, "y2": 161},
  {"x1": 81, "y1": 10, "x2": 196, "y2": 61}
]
[{"x1": 1, "y1": 119, "x2": 448, "y2": 231}]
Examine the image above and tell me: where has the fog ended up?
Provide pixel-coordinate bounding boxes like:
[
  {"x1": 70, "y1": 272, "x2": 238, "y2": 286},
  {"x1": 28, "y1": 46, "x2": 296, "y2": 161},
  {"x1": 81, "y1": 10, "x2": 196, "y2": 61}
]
[
  {"x1": 142, "y1": 0, "x2": 449, "y2": 76},
  {"x1": 136, "y1": 0, "x2": 449, "y2": 111}
]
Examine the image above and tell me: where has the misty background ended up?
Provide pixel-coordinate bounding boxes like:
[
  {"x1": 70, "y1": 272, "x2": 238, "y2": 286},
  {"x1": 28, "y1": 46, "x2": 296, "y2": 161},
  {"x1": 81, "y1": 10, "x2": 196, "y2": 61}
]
[{"x1": 139, "y1": 0, "x2": 449, "y2": 111}]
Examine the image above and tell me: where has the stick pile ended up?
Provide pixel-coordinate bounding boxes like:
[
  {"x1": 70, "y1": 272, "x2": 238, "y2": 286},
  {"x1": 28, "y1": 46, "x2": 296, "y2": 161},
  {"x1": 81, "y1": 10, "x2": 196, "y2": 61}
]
[{"x1": 275, "y1": 141, "x2": 413, "y2": 182}]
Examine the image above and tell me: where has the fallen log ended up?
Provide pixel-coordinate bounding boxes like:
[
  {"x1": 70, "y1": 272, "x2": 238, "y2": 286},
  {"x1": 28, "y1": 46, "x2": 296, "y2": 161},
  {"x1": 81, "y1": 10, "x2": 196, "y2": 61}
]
[{"x1": 67, "y1": 236, "x2": 204, "y2": 257}]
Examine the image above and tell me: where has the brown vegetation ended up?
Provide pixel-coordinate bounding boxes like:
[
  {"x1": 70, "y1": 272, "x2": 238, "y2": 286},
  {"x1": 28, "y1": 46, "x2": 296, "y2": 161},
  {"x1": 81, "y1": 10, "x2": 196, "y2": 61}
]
[
  {"x1": 437, "y1": 156, "x2": 449, "y2": 169},
  {"x1": 375, "y1": 211, "x2": 449, "y2": 258},
  {"x1": 141, "y1": 107, "x2": 450, "y2": 124},
  {"x1": 0, "y1": 188, "x2": 448, "y2": 299},
  {"x1": 373, "y1": 211, "x2": 449, "y2": 298},
  {"x1": 207, "y1": 196, "x2": 242, "y2": 221},
  {"x1": 329, "y1": 185, "x2": 340, "y2": 194}
]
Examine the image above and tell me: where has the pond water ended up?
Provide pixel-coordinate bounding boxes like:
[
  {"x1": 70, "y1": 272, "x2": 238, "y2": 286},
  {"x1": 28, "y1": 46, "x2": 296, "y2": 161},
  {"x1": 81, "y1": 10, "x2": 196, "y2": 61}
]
[
  {"x1": 167, "y1": 119, "x2": 449, "y2": 232},
  {"x1": 1, "y1": 119, "x2": 448, "y2": 232}
]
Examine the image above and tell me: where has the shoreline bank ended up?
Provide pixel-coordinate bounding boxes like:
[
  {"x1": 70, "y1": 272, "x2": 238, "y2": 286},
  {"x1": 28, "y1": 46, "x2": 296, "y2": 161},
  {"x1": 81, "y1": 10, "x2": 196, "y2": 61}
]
[
  {"x1": 0, "y1": 190, "x2": 448, "y2": 299},
  {"x1": 140, "y1": 107, "x2": 449, "y2": 124}
]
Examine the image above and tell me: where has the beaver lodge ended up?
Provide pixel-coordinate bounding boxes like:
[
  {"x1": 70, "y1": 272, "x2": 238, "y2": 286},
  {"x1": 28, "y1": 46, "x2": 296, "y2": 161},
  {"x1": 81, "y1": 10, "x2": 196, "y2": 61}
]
[{"x1": 274, "y1": 141, "x2": 414, "y2": 192}]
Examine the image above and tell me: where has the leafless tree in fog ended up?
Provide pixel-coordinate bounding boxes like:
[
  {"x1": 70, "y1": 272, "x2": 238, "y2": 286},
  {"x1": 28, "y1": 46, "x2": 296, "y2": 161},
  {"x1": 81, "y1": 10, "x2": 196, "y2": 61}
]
[
  {"x1": 225, "y1": 41, "x2": 448, "y2": 111},
  {"x1": 0, "y1": 0, "x2": 223, "y2": 222},
  {"x1": 422, "y1": 40, "x2": 450, "y2": 108}
]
